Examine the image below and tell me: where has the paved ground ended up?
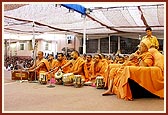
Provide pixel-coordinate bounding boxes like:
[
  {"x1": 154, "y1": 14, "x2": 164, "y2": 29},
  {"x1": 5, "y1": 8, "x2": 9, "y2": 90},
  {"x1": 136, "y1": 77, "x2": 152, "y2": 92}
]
[{"x1": 2, "y1": 70, "x2": 165, "y2": 113}]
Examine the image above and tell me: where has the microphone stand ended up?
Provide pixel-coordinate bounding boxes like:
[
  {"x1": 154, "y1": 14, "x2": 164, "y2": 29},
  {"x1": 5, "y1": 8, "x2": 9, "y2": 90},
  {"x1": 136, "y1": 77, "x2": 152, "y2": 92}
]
[
  {"x1": 18, "y1": 65, "x2": 23, "y2": 83},
  {"x1": 20, "y1": 69, "x2": 23, "y2": 83},
  {"x1": 29, "y1": 22, "x2": 38, "y2": 83},
  {"x1": 47, "y1": 60, "x2": 55, "y2": 88}
]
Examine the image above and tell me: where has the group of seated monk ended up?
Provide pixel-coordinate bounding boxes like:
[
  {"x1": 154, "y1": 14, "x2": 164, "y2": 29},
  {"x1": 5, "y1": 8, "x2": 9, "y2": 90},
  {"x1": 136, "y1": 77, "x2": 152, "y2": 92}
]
[
  {"x1": 26, "y1": 50, "x2": 109, "y2": 83},
  {"x1": 30, "y1": 37, "x2": 164, "y2": 100},
  {"x1": 9, "y1": 26, "x2": 164, "y2": 101},
  {"x1": 10, "y1": 37, "x2": 164, "y2": 101},
  {"x1": 26, "y1": 49, "x2": 124, "y2": 83},
  {"x1": 102, "y1": 38, "x2": 164, "y2": 100}
]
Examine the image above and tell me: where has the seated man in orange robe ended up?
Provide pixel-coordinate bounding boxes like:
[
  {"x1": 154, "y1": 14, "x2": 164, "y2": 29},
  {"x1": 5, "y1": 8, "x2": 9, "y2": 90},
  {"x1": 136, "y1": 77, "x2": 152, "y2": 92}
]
[
  {"x1": 46, "y1": 54, "x2": 57, "y2": 79},
  {"x1": 28, "y1": 51, "x2": 50, "y2": 80},
  {"x1": 46, "y1": 53, "x2": 70, "y2": 84},
  {"x1": 148, "y1": 47, "x2": 164, "y2": 73},
  {"x1": 102, "y1": 39, "x2": 154, "y2": 98},
  {"x1": 50, "y1": 53, "x2": 70, "y2": 74},
  {"x1": 99, "y1": 53, "x2": 109, "y2": 67},
  {"x1": 99, "y1": 53, "x2": 109, "y2": 87},
  {"x1": 90, "y1": 54, "x2": 108, "y2": 84},
  {"x1": 83, "y1": 54, "x2": 94, "y2": 82},
  {"x1": 105, "y1": 55, "x2": 113, "y2": 64},
  {"x1": 61, "y1": 50, "x2": 85, "y2": 81}
]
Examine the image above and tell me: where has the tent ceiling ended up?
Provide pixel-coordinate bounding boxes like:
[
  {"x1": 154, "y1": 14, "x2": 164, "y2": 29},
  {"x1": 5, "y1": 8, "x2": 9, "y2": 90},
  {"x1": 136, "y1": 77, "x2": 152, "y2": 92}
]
[{"x1": 3, "y1": 3, "x2": 165, "y2": 39}]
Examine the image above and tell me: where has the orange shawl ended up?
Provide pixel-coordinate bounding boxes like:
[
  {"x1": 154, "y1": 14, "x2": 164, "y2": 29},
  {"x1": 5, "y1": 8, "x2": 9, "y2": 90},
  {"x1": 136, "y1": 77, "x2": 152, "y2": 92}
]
[
  {"x1": 36, "y1": 58, "x2": 50, "y2": 72},
  {"x1": 84, "y1": 60, "x2": 94, "y2": 81},
  {"x1": 70, "y1": 57, "x2": 85, "y2": 80},
  {"x1": 53, "y1": 59, "x2": 70, "y2": 73},
  {"x1": 91, "y1": 60, "x2": 108, "y2": 82},
  {"x1": 111, "y1": 51, "x2": 156, "y2": 100}
]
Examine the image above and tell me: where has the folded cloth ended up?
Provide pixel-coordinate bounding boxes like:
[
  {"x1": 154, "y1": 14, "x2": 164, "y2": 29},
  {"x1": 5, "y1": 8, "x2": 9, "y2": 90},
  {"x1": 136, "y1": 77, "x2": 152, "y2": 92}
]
[
  {"x1": 91, "y1": 83, "x2": 96, "y2": 87},
  {"x1": 50, "y1": 78, "x2": 56, "y2": 84}
]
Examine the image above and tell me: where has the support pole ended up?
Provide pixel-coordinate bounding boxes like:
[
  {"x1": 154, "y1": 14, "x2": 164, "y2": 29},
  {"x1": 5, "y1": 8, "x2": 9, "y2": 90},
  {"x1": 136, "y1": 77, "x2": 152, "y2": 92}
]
[
  {"x1": 118, "y1": 36, "x2": 120, "y2": 51},
  {"x1": 83, "y1": 16, "x2": 86, "y2": 54},
  {"x1": 97, "y1": 38, "x2": 100, "y2": 53},
  {"x1": 108, "y1": 35, "x2": 111, "y2": 54},
  {"x1": 29, "y1": 21, "x2": 38, "y2": 83},
  {"x1": 9, "y1": 34, "x2": 11, "y2": 57}
]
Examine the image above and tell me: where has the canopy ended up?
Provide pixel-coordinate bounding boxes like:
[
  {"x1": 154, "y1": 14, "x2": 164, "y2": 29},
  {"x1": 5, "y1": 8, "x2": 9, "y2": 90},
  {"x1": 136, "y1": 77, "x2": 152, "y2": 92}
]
[{"x1": 3, "y1": 2, "x2": 165, "y2": 39}]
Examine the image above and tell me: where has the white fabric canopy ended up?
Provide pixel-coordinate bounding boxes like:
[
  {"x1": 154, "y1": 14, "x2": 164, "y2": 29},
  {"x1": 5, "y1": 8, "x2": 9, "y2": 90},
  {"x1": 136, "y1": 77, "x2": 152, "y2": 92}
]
[{"x1": 3, "y1": 2, "x2": 165, "y2": 39}]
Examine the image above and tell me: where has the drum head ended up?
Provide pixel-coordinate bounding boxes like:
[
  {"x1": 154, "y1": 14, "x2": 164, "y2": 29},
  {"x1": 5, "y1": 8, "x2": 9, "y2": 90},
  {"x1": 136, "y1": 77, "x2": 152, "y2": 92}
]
[
  {"x1": 74, "y1": 75, "x2": 81, "y2": 77},
  {"x1": 96, "y1": 76, "x2": 104, "y2": 79},
  {"x1": 55, "y1": 72, "x2": 63, "y2": 79},
  {"x1": 63, "y1": 73, "x2": 73, "y2": 76}
]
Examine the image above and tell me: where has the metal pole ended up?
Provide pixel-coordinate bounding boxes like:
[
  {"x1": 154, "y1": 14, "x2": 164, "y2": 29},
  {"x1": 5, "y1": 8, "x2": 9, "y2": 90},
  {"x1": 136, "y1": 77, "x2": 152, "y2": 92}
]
[
  {"x1": 19, "y1": 69, "x2": 23, "y2": 83},
  {"x1": 66, "y1": 35, "x2": 68, "y2": 56},
  {"x1": 118, "y1": 36, "x2": 120, "y2": 51},
  {"x1": 109, "y1": 35, "x2": 110, "y2": 54},
  {"x1": 9, "y1": 34, "x2": 11, "y2": 57},
  {"x1": 30, "y1": 21, "x2": 38, "y2": 83},
  {"x1": 98, "y1": 38, "x2": 100, "y2": 53},
  {"x1": 83, "y1": 16, "x2": 86, "y2": 54},
  {"x1": 5, "y1": 40, "x2": 8, "y2": 57}
]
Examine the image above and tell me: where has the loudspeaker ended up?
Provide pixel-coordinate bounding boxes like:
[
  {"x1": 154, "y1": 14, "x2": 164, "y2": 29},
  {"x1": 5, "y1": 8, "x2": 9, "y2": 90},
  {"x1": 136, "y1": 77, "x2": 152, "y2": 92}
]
[{"x1": 67, "y1": 39, "x2": 72, "y2": 44}]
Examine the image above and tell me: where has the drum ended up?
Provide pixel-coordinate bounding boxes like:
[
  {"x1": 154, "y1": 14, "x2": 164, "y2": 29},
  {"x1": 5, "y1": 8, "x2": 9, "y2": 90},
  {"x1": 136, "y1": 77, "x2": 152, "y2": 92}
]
[
  {"x1": 55, "y1": 71, "x2": 63, "y2": 79},
  {"x1": 62, "y1": 73, "x2": 74, "y2": 86},
  {"x1": 73, "y1": 75, "x2": 82, "y2": 88},
  {"x1": 39, "y1": 71, "x2": 47, "y2": 85},
  {"x1": 11, "y1": 70, "x2": 29, "y2": 80},
  {"x1": 95, "y1": 76, "x2": 104, "y2": 89},
  {"x1": 55, "y1": 71, "x2": 63, "y2": 85}
]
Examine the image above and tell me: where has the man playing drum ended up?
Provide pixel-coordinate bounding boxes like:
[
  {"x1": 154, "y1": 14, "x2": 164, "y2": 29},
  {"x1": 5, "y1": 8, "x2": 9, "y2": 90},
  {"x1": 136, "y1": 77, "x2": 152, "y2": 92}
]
[
  {"x1": 50, "y1": 53, "x2": 70, "y2": 84},
  {"x1": 61, "y1": 50, "x2": 85, "y2": 82},
  {"x1": 53, "y1": 53, "x2": 70, "y2": 74}
]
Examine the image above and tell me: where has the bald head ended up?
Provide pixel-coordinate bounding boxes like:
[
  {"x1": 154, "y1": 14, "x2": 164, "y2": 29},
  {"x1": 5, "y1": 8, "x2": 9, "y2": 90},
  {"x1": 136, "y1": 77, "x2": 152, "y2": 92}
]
[
  {"x1": 71, "y1": 50, "x2": 79, "y2": 60},
  {"x1": 37, "y1": 51, "x2": 44, "y2": 60},
  {"x1": 38, "y1": 51, "x2": 43, "y2": 55}
]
